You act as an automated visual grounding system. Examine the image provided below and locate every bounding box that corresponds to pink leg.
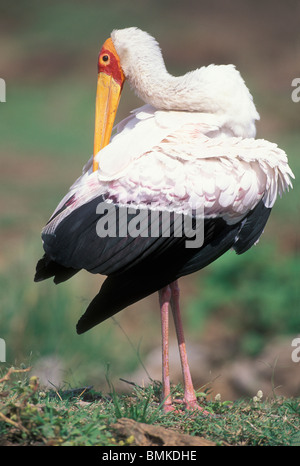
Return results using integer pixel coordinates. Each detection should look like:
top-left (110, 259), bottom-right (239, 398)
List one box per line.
top-left (158, 285), bottom-right (173, 412)
top-left (170, 280), bottom-right (209, 414)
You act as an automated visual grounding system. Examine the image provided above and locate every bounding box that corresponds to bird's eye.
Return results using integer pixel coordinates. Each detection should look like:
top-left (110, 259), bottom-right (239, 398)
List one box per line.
top-left (101, 54), bottom-right (110, 64)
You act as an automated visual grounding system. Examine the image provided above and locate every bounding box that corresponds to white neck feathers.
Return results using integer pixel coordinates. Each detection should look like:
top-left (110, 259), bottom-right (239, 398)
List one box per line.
top-left (111, 27), bottom-right (259, 137)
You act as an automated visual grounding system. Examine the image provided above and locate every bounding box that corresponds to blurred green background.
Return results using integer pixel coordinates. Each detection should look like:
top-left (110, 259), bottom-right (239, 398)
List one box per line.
top-left (0, 0), bottom-right (299, 399)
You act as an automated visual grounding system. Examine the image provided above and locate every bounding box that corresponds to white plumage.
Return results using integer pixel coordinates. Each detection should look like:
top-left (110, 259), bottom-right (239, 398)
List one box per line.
top-left (47, 100), bottom-right (293, 232)
top-left (111, 28), bottom-right (259, 137)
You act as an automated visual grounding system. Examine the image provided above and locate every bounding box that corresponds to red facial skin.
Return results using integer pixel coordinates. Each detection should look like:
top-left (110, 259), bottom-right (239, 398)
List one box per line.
top-left (98, 40), bottom-right (125, 88)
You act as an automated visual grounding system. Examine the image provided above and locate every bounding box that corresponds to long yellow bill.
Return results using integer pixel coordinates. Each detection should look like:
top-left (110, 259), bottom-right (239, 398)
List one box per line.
top-left (93, 72), bottom-right (122, 171)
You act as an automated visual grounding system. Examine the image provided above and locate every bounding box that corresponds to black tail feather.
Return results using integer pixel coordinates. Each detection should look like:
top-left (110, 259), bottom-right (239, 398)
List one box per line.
top-left (34, 254), bottom-right (79, 284)
top-left (76, 271), bottom-right (173, 334)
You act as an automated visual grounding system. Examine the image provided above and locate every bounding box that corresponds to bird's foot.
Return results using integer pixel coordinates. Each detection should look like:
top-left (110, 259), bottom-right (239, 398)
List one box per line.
top-left (162, 403), bottom-right (180, 414)
top-left (162, 398), bottom-right (211, 416)
top-left (182, 399), bottom-right (211, 416)
top-left (173, 397), bottom-right (211, 416)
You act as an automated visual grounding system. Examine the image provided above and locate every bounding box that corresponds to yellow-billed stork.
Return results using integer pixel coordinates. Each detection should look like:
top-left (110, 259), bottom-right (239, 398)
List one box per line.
top-left (35, 28), bottom-right (294, 413)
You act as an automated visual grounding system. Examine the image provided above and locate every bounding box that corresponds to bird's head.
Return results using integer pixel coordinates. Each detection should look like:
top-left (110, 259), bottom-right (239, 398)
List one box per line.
top-left (93, 28), bottom-right (165, 171)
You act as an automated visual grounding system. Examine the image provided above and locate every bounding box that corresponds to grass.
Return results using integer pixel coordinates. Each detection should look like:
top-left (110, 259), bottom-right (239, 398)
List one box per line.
top-left (0, 366), bottom-right (299, 446)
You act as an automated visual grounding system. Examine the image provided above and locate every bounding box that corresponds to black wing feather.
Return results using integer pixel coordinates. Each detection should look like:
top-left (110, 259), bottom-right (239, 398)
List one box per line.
top-left (233, 200), bottom-right (272, 254)
top-left (35, 194), bottom-right (272, 334)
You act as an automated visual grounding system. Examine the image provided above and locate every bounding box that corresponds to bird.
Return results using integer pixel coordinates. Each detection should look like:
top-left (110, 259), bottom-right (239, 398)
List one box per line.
top-left (35, 27), bottom-right (294, 413)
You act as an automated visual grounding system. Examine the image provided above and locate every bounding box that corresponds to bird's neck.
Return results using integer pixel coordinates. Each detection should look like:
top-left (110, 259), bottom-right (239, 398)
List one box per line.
top-left (129, 69), bottom-right (205, 112)
top-left (127, 63), bottom-right (259, 138)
